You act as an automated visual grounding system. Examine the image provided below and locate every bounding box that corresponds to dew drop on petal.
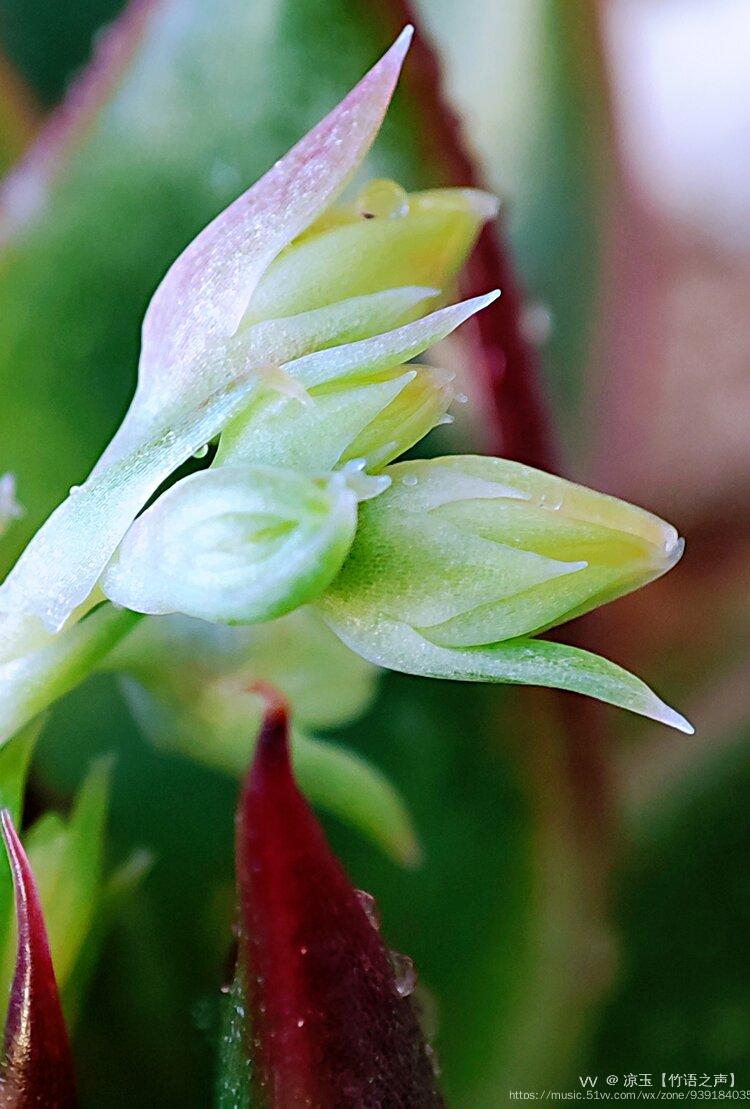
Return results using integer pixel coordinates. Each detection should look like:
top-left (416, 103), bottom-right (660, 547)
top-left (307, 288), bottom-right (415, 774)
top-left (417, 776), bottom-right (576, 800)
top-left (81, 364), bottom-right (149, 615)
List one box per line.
top-left (355, 889), bottom-right (381, 931)
top-left (520, 301), bottom-right (554, 346)
top-left (390, 950), bottom-right (418, 998)
top-left (355, 178), bottom-right (410, 220)
top-left (402, 474), bottom-right (419, 487)
top-left (425, 1042), bottom-right (442, 1077)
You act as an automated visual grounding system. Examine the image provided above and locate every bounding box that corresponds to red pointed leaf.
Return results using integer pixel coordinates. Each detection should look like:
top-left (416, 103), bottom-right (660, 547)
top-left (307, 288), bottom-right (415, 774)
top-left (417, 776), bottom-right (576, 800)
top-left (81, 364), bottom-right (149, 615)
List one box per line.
top-left (0, 810), bottom-right (77, 1109)
top-left (236, 693), bottom-right (443, 1107)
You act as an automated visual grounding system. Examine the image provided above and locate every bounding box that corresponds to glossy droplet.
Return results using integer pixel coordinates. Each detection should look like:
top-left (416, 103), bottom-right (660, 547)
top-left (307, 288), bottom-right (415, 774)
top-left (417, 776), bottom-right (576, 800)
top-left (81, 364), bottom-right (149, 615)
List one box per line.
top-left (520, 302), bottom-right (553, 346)
top-left (390, 951), bottom-right (418, 998)
top-left (355, 889), bottom-right (381, 932)
top-left (355, 178), bottom-right (409, 220)
top-left (193, 444), bottom-right (210, 459)
top-left (425, 1043), bottom-right (442, 1078)
top-left (402, 474), bottom-right (418, 487)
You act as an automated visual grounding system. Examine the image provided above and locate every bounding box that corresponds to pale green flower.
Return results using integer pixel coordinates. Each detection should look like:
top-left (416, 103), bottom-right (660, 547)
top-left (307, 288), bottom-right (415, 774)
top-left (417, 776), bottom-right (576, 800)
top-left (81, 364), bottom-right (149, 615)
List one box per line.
top-left (0, 29), bottom-right (691, 736)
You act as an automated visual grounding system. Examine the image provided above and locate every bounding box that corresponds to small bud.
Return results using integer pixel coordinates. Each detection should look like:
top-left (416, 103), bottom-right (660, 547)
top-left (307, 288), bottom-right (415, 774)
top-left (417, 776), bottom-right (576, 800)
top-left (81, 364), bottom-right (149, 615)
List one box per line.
top-left (319, 456), bottom-right (692, 732)
top-left (101, 465), bottom-right (359, 624)
top-left (325, 455), bottom-right (683, 646)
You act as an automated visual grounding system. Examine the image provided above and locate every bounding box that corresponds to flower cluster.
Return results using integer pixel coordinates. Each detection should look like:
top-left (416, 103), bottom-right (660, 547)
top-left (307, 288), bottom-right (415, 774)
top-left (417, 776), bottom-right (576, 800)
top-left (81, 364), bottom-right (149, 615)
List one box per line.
top-left (0, 29), bottom-right (691, 736)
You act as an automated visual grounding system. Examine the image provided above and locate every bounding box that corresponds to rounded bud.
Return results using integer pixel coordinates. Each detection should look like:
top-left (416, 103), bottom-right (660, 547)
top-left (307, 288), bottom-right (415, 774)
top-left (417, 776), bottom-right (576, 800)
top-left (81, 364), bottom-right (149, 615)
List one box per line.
top-left (322, 455), bottom-right (684, 647)
top-left (101, 465), bottom-right (359, 624)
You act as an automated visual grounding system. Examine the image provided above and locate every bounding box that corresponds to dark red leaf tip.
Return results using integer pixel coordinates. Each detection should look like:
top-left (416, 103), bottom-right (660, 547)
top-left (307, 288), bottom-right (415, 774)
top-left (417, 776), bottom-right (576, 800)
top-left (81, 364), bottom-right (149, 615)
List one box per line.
top-left (0, 809), bottom-right (77, 1109)
top-left (247, 682), bottom-right (292, 771)
top-left (236, 703), bottom-right (444, 1107)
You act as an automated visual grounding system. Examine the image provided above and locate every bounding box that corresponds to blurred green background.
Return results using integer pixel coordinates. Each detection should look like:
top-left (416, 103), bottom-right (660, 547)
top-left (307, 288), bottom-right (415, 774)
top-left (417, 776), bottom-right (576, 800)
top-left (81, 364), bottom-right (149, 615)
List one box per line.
top-left (1, 0), bottom-right (749, 1104)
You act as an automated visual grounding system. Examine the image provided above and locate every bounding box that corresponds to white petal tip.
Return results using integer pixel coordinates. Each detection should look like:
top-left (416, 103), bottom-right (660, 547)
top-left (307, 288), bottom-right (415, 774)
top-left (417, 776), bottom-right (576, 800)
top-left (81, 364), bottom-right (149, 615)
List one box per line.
top-left (464, 189), bottom-right (501, 222)
top-left (654, 701), bottom-right (694, 735)
top-left (480, 289), bottom-right (501, 308)
top-left (380, 26), bottom-right (414, 74)
top-left (663, 533), bottom-right (685, 567)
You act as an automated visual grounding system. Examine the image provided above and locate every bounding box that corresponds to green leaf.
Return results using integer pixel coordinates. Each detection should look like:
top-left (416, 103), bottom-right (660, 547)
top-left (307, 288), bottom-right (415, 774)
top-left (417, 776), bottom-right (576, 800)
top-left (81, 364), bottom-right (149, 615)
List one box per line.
top-left (24, 756), bottom-right (112, 991)
top-left (292, 729), bottom-right (421, 868)
top-left (0, 757), bottom-right (114, 1012)
top-left (0, 714), bottom-right (41, 823)
top-left (0, 716), bottom-right (42, 966)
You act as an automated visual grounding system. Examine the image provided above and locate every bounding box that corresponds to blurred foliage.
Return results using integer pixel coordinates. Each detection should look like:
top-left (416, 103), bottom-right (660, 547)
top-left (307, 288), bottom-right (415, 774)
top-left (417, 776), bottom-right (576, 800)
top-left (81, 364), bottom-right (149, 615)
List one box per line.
top-left (591, 738), bottom-right (750, 1081)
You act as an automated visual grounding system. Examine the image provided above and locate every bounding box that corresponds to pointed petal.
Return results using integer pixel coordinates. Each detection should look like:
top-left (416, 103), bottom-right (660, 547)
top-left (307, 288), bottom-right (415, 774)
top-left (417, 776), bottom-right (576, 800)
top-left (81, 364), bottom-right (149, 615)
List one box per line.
top-left (318, 605), bottom-right (694, 734)
top-left (236, 697), bottom-right (443, 1105)
top-left (286, 291), bottom-right (499, 390)
top-left (140, 27), bottom-right (414, 382)
top-left (0, 811), bottom-right (77, 1107)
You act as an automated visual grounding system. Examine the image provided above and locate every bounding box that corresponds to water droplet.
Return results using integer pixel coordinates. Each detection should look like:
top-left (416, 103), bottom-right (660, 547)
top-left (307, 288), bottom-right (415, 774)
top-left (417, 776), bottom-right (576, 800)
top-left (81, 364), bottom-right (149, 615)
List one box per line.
top-left (435, 413), bottom-right (454, 427)
top-left (356, 889), bottom-right (381, 931)
top-left (210, 160), bottom-right (242, 195)
top-left (390, 951), bottom-right (418, 998)
top-left (402, 474), bottom-right (418, 487)
top-left (355, 179), bottom-right (409, 220)
top-left (193, 444), bottom-right (209, 459)
top-left (299, 945), bottom-right (309, 956)
top-left (520, 302), bottom-right (553, 346)
top-left (425, 1042), bottom-right (442, 1077)
top-left (456, 392), bottom-right (469, 404)
top-left (539, 492), bottom-right (563, 511)
top-left (68, 484), bottom-right (81, 495)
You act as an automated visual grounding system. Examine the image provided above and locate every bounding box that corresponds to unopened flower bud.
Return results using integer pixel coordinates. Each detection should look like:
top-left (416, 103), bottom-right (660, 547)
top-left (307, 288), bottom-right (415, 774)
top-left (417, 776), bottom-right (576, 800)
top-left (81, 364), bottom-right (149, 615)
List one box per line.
top-left (319, 456), bottom-right (691, 731)
top-left (101, 465), bottom-right (360, 624)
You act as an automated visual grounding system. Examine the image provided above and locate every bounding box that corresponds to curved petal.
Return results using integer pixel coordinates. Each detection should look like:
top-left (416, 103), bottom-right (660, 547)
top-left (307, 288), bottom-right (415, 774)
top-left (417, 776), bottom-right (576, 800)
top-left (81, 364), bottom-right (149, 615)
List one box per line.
top-left (318, 603), bottom-right (694, 734)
